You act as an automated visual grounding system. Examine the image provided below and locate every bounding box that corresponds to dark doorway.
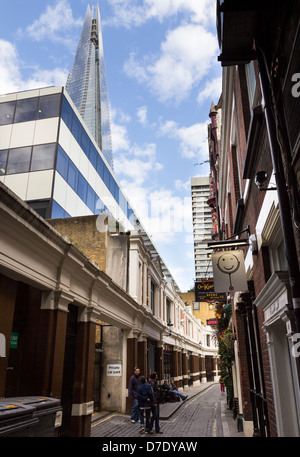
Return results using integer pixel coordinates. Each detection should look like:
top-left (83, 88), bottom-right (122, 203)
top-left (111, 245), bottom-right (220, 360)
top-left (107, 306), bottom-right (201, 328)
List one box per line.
top-left (205, 356), bottom-right (214, 382)
top-left (147, 339), bottom-right (157, 378)
top-left (60, 304), bottom-right (78, 436)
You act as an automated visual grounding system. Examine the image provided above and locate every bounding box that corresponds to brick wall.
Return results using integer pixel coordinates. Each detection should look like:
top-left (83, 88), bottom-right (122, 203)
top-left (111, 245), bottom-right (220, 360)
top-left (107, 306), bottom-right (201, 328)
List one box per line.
top-left (48, 215), bottom-right (107, 271)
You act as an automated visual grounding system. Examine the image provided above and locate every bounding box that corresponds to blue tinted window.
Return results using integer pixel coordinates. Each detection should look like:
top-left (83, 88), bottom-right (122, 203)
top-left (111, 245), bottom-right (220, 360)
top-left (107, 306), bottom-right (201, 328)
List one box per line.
top-left (89, 143), bottom-right (97, 169)
top-left (81, 129), bottom-right (90, 156)
top-left (71, 114), bottom-right (81, 144)
top-left (52, 200), bottom-right (70, 219)
top-left (95, 197), bottom-right (105, 214)
top-left (38, 94), bottom-right (61, 120)
top-left (67, 160), bottom-right (78, 191)
top-left (7, 147), bottom-right (31, 174)
top-left (31, 144), bottom-right (56, 171)
top-left (87, 185), bottom-right (96, 212)
top-left (14, 98), bottom-right (38, 123)
top-left (56, 145), bottom-right (68, 179)
top-left (78, 173), bottom-right (87, 202)
top-left (96, 154), bottom-right (104, 179)
top-left (0, 101), bottom-right (16, 125)
top-left (61, 97), bottom-right (73, 130)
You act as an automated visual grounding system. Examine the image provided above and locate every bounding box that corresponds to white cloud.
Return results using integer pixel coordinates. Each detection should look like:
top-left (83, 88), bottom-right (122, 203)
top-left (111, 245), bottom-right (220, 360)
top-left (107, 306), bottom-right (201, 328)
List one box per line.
top-left (23, 0), bottom-right (82, 46)
top-left (104, 0), bottom-right (216, 29)
top-left (0, 39), bottom-right (68, 95)
top-left (137, 105), bottom-right (148, 125)
top-left (124, 24), bottom-right (218, 103)
top-left (159, 119), bottom-right (209, 159)
top-left (197, 76), bottom-right (222, 105)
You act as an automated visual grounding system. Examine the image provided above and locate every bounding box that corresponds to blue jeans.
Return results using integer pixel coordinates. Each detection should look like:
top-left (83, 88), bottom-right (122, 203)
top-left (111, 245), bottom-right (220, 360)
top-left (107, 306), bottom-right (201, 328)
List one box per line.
top-left (173, 389), bottom-right (185, 399)
top-left (131, 398), bottom-right (139, 421)
top-left (150, 404), bottom-right (160, 432)
top-left (140, 408), bottom-right (151, 431)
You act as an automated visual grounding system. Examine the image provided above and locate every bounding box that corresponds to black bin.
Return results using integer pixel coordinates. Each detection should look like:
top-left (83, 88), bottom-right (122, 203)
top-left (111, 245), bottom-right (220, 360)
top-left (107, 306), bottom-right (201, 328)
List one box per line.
top-left (3, 397), bottom-right (62, 437)
top-left (0, 401), bottom-right (39, 437)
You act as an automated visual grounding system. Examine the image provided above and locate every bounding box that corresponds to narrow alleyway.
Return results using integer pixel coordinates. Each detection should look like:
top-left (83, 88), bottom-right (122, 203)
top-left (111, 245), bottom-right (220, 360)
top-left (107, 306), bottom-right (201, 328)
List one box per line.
top-left (91, 383), bottom-right (241, 438)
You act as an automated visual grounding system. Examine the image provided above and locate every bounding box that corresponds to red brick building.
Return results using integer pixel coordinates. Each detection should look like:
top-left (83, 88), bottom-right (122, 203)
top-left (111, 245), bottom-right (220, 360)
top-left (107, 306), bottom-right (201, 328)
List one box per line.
top-left (210, 0), bottom-right (300, 437)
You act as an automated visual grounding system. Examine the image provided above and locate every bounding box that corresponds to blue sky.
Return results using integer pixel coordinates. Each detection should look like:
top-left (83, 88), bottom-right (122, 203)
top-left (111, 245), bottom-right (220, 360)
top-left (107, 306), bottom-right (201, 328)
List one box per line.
top-left (0, 0), bottom-right (222, 291)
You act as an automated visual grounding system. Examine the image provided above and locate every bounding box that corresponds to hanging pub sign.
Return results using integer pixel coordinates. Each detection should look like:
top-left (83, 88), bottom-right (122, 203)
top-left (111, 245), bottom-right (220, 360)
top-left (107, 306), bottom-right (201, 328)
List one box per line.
top-left (212, 250), bottom-right (248, 293)
top-left (195, 280), bottom-right (226, 302)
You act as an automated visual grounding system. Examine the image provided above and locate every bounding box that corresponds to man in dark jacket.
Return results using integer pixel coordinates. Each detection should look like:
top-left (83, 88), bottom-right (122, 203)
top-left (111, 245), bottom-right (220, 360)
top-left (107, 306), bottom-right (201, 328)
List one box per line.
top-left (149, 372), bottom-right (163, 434)
top-left (137, 376), bottom-right (153, 433)
top-left (128, 367), bottom-right (141, 423)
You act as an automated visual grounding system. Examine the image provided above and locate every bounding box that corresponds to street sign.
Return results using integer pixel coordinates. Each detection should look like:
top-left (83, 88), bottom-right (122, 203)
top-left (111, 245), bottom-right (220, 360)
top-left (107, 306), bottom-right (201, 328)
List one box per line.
top-left (212, 250), bottom-right (248, 293)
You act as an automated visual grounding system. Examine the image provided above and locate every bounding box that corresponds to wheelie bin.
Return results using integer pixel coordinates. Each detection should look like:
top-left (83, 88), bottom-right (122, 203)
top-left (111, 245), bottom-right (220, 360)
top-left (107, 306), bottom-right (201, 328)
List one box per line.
top-left (0, 401), bottom-right (39, 437)
top-left (2, 397), bottom-right (62, 437)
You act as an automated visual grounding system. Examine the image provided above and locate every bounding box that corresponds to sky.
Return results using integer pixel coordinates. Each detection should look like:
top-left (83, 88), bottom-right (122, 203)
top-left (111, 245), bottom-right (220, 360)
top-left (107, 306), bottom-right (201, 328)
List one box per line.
top-left (0, 0), bottom-right (222, 292)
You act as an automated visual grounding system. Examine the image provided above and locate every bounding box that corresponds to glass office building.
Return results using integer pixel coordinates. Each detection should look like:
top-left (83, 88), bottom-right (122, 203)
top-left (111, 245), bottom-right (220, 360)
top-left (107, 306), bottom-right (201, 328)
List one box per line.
top-left (66, 4), bottom-right (113, 169)
top-left (0, 86), bottom-right (178, 288)
top-left (0, 87), bottom-right (129, 223)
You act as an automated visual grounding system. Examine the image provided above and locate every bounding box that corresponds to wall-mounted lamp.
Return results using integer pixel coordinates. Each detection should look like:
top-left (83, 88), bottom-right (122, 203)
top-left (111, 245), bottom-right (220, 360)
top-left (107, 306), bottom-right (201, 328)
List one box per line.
top-left (255, 171), bottom-right (277, 191)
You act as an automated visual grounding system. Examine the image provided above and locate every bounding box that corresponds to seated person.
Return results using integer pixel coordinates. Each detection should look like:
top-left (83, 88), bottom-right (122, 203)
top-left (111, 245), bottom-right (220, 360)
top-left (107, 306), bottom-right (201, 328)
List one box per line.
top-left (170, 380), bottom-right (188, 401)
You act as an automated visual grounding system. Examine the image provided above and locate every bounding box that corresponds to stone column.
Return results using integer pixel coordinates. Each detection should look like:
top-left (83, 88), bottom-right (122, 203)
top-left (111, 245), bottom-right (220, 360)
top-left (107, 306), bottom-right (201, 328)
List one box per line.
top-left (182, 351), bottom-right (188, 390)
top-left (200, 355), bottom-right (207, 383)
top-left (70, 315), bottom-right (96, 437)
top-left (177, 350), bottom-right (183, 388)
top-left (126, 333), bottom-right (139, 414)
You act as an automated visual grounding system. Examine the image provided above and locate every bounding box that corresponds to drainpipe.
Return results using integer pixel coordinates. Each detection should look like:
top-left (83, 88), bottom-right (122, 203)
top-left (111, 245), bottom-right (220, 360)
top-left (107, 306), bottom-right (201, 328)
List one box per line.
top-left (256, 44), bottom-right (300, 339)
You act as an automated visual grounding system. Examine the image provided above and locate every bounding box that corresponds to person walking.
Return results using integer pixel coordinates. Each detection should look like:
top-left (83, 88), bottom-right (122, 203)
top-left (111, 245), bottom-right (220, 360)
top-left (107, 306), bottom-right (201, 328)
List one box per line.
top-left (128, 367), bottom-right (141, 423)
top-left (137, 376), bottom-right (153, 434)
top-left (219, 376), bottom-right (225, 393)
top-left (170, 380), bottom-right (188, 401)
top-left (149, 372), bottom-right (163, 434)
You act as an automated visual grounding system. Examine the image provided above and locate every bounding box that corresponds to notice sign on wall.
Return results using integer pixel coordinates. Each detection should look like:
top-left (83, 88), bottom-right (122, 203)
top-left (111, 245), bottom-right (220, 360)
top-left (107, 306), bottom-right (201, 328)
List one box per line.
top-left (212, 250), bottom-right (248, 293)
top-left (107, 362), bottom-right (122, 377)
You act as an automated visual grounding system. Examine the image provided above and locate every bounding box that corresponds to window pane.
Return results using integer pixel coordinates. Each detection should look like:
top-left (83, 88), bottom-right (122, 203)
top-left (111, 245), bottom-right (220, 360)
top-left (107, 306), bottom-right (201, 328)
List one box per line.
top-left (81, 129), bottom-right (90, 155)
top-left (31, 144), bottom-right (56, 171)
top-left (0, 101), bottom-right (16, 125)
top-left (7, 147), bottom-right (32, 174)
top-left (96, 154), bottom-right (104, 179)
top-left (61, 96), bottom-right (73, 130)
top-left (89, 143), bottom-right (97, 169)
top-left (51, 200), bottom-right (70, 219)
top-left (78, 172), bottom-right (87, 202)
top-left (14, 98), bottom-right (38, 123)
top-left (95, 197), bottom-right (105, 214)
top-left (56, 145), bottom-right (68, 179)
top-left (37, 94), bottom-right (61, 120)
top-left (0, 150), bottom-right (8, 175)
top-left (87, 185), bottom-right (96, 212)
top-left (67, 160), bottom-right (78, 191)
top-left (71, 114), bottom-right (81, 144)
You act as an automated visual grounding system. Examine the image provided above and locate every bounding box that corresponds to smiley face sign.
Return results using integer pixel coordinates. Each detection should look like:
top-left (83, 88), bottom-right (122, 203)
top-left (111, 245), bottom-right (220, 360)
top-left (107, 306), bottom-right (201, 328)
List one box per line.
top-left (217, 253), bottom-right (240, 275)
top-left (212, 250), bottom-right (248, 293)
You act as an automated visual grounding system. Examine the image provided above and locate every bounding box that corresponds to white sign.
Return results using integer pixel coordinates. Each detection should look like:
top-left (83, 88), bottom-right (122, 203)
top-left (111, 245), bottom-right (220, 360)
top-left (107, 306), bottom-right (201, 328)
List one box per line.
top-left (107, 363), bottom-right (122, 377)
top-left (212, 250), bottom-right (248, 293)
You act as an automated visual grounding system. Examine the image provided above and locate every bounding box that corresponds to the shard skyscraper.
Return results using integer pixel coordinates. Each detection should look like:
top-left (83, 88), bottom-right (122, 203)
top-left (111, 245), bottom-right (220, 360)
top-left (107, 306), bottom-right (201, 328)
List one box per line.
top-left (66, 4), bottom-right (113, 169)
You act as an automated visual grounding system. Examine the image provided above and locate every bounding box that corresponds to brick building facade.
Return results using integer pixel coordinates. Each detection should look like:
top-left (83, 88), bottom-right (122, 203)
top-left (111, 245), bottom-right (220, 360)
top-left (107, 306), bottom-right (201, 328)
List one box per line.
top-left (211, 0), bottom-right (300, 437)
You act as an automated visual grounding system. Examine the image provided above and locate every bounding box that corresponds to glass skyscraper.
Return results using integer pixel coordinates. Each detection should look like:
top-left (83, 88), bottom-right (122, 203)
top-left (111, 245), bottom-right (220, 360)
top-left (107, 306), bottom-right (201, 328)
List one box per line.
top-left (66, 4), bottom-right (113, 169)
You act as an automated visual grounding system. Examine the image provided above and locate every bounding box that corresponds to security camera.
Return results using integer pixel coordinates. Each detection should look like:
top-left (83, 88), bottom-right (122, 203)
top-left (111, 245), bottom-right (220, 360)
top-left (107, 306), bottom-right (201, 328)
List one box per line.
top-left (255, 171), bottom-right (268, 189)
